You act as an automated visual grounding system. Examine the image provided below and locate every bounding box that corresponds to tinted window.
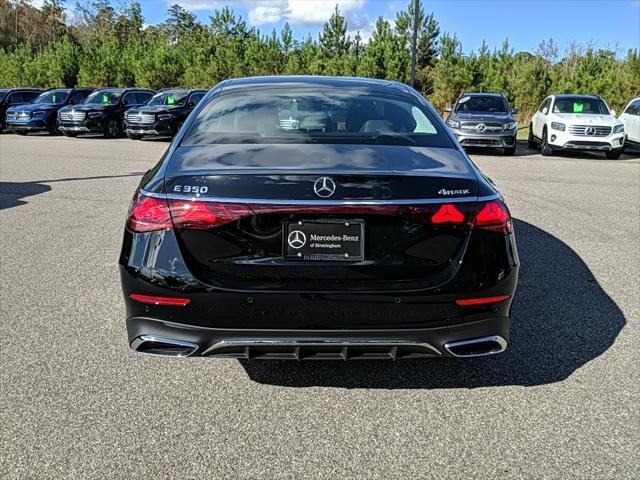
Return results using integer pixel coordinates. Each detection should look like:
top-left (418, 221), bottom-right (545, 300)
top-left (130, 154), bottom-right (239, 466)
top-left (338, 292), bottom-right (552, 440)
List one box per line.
top-left (70, 90), bottom-right (91, 104)
top-left (122, 92), bottom-right (138, 105)
top-left (552, 97), bottom-right (609, 114)
top-left (85, 89), bottom-right (123, 105)
top-left (455, 95), bottom-right (508, 113)
top-left (7, 92), bottom-right (23, 103)
top-left (136, 92), bottom-right (153, 104)
top-left (34, 89), bottom-right (70, 104)
top-left (0, 89), bottom-right (9, 102)
top-left (182, 88), bottom-right (451, 148)
top-left (539, 98), bottom-right (551, 113)
top-left (189, 93), bottom-right (205, 105)
top-left (23, 91), bottom-right (40, 102)
top-left (148, 90), bottom-right (188, 106)
top-left (629, 100), bottom-right (640, 116)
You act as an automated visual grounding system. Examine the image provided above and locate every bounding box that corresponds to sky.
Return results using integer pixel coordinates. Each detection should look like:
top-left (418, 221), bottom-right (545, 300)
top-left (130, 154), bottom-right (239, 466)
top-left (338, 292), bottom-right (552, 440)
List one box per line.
top-left (126, 0), bottom-right (640, 55)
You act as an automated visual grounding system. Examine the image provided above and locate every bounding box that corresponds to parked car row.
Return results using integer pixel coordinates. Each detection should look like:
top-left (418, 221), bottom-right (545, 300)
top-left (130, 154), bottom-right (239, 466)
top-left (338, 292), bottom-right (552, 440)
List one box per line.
top-left (1, 86), bottom-right (207, 139)
top-left (444, 92), bottom-right (638, 159)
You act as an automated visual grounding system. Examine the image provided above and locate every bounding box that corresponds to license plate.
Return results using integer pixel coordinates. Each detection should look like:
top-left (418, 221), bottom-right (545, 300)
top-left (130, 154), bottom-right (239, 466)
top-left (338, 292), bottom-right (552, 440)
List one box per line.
top-left (284, 220), bottom-right (364, 261)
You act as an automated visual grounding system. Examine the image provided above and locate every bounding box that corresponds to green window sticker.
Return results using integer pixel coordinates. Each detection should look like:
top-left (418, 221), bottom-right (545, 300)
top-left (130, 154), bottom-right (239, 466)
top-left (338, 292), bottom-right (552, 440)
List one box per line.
top-left (167, 95), bottom-right (175, 105)
top-left (102, 94), bottom-right (109, 104)
top-left (573, 102), bottom-right (584, 113)
top-left (52, 95), bottom-right (56, 102)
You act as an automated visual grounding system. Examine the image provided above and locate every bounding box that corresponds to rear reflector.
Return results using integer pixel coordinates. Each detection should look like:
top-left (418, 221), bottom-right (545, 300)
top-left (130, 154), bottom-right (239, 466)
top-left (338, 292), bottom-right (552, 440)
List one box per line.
top-left (129, 294), bottom-right (190, 307)
top-left (455, 295), bottom-right (510, 306)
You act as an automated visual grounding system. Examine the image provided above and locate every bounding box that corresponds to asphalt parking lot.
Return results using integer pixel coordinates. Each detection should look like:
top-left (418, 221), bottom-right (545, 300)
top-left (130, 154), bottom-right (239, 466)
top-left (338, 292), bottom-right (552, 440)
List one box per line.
top-left (1, 134), bottom-right (638, 479)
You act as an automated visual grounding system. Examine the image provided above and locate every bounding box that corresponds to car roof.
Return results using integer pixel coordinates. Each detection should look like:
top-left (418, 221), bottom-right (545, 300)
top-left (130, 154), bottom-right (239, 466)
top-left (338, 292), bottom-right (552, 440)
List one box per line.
top-left (0, 87), bottom-right (42, 92)
top-left (222, 76), bottom-right (409, 94)
top-left (460, 92), bottom-right (505, 97)
top-left (554, 94), bottom-right (601, 99)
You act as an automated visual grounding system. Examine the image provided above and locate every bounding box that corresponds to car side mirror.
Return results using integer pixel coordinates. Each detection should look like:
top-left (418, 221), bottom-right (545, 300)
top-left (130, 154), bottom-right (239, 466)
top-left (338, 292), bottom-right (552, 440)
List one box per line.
top-left (122, 100), bottom-right (128, 107)
top-left (444, 106), bottom-right (452, 113)
top-left (610, 109), bottom-right (616, 117)
top-left (68, 99), bottom-right (75, 105)
top-left (512, 107), bottom-right (519, 114)
top-left (542, 107), bottom-right (549, 115)
top-left (188, 101), bottom-right (195, 107)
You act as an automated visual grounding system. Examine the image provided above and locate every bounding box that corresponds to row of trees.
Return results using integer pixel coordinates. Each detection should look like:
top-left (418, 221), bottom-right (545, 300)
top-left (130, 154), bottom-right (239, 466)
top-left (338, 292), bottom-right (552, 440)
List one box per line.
top-left (1, 0), bottom-right (638, 121)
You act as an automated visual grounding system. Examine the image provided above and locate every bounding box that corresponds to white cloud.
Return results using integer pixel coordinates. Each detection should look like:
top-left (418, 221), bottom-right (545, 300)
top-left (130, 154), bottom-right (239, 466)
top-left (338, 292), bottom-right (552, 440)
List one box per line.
top-left (346, 13), bottom-right (375, 43)
top-left (248, 1), bottom-right (289, 25)
top-left (172, 0), bottom-right (369, 28)
top-left (243, 0), bottom-right (367, 27)
top-left (174, 0), bottom-right (227, 11)
top-left (286, 0), bottom-right (366, 26)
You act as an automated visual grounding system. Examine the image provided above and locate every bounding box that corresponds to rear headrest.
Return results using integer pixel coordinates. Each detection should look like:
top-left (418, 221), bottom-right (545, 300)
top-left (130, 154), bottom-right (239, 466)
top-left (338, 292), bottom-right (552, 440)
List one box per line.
top-left (233, 103), bottom-right (279, 133)
top-left (345, 100), bottom-right (379, 132)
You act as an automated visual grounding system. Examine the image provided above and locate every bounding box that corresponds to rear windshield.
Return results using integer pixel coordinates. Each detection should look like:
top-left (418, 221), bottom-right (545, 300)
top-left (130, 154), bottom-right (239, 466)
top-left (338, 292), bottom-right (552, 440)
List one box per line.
top-left (34, 89), bottom-right (70, 104)
top-left (148, 90), bottom-right (189, 106)
top-left (85, 89), bottom-right (123, 105)
top-left (553, 97), bottom-right (609, 114)
top-left (182, 88), bottom-right (454, 148)
top-left (455, 95), bottom-right (508, 113)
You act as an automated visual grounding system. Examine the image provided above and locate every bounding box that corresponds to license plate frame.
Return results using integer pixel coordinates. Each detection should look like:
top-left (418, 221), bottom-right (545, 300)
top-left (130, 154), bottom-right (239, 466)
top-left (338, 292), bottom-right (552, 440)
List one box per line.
top-left (283, 219), bottom-right (364, 261)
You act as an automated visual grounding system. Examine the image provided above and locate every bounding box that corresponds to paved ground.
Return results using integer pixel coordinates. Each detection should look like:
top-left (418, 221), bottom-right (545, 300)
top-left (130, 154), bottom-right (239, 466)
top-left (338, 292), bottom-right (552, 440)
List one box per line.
top-left (1, 133), bottom-right (638, 479)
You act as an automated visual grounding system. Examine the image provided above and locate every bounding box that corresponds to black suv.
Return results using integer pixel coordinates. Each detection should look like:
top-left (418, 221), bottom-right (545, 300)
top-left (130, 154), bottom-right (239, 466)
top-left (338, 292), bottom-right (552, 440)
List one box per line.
top-left (124, 89), bottom-right (207, 139)
top-left (0, 88), bottom-right (42, 131)
top-left (445, 93), bottom-right (519, 155)
top-left (57, 88), bottom-right (154, 138)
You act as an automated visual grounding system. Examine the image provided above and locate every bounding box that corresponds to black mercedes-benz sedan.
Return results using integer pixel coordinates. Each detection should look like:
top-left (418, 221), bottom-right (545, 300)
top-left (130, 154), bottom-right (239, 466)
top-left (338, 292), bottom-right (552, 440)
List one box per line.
top-left (124, 88), bottom-right (207, 139)
top-left (120, 76), bottom-right (519, 360)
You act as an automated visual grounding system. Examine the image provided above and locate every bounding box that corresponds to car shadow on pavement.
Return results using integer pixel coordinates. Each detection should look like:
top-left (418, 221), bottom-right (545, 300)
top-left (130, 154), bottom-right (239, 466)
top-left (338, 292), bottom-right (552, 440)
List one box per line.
top-left (0, 173), bottom-right (146, 210)
top-left (240, 219), bottom-right (626, 389)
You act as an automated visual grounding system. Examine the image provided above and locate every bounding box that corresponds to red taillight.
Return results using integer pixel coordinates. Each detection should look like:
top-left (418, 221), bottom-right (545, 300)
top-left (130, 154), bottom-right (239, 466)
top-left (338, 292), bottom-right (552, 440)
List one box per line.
top-left (431, 204), bottom-right (465, 224)
top-left (474, 200), bottom-right (512, 234)
top-left (126, 193), bottom-right (252, 232)
top-left (127, 194), bottom-right (172, 232)
top-left (126, 193), bottom-right (512, 234)
top-left (129, 293), bottom-right (190, 306)
top-left (455, 295), bottom-right (510, 306)
top-left (169, 200), bottom-right (252, 230)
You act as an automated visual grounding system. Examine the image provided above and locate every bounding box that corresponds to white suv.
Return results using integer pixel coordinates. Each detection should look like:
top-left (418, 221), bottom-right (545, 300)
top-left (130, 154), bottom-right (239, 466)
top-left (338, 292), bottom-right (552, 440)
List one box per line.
top-left (618, 97), bottom-right (640, 150)
top-left (528, 94), bottom-right (625, 159)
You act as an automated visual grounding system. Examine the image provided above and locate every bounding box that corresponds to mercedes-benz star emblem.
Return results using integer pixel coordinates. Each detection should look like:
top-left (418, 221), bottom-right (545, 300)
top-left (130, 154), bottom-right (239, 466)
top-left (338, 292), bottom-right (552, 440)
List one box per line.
top-left (287, 230), bottom-right (307, 249)
top-left (313, 177), bottom-right (336, 198)
top-left (476, 123), bottom-right (486, 133)
top-left (585, 126), bottom-right (596, 136)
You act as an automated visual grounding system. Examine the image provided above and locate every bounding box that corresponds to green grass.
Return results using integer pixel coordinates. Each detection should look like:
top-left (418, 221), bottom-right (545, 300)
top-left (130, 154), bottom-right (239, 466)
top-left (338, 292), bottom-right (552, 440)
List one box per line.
top-left (517, 125), bottom-right (530, 140)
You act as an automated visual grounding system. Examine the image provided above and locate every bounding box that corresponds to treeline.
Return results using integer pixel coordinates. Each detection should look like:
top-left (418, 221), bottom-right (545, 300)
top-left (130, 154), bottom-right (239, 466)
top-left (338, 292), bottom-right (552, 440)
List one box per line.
top-left (1, 0), bottom-right (638, 121)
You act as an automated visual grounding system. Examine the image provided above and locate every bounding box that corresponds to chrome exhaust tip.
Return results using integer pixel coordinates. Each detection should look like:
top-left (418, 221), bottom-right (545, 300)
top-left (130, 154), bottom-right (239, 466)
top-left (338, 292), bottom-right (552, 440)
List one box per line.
top-left (443, 335), bottom-right (507, 357)
top-left (131, 335), bottom-right (199, 357)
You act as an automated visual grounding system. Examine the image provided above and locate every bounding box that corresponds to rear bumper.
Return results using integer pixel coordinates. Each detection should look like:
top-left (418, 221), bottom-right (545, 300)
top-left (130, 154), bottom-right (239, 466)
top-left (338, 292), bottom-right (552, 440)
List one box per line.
top-left (127, 315), bottom-right (511, 359)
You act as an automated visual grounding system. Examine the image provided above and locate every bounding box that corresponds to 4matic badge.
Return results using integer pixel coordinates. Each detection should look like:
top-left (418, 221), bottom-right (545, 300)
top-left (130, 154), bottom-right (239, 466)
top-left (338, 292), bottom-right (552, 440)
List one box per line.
top-left (438, 188), bottom-right (471, 196)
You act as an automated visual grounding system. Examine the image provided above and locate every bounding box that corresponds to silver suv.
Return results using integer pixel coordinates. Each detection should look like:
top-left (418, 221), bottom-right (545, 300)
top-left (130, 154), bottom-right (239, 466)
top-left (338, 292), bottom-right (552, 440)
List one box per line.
top-left (445, 93), bottom-right (518, 155)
